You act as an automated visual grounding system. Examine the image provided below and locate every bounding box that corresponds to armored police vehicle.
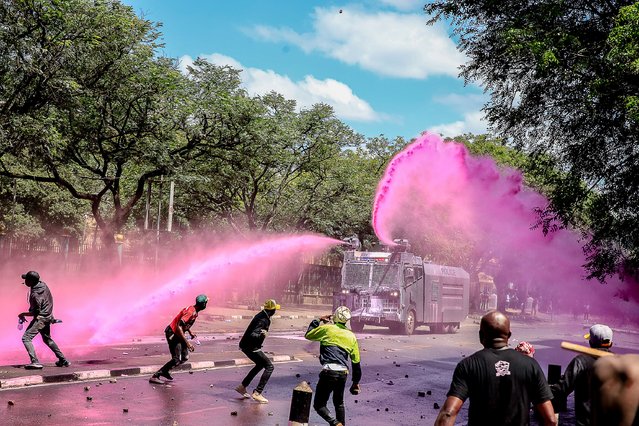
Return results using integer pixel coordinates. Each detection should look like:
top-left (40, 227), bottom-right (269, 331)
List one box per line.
top-left (333, 240), bottom-right (470, 335)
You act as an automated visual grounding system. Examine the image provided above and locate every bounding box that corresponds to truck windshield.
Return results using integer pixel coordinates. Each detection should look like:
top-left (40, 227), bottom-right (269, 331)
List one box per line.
top-left (343, 263), bottom-right (399, 288)
top-left (371, 264), bottom-right (399, 288)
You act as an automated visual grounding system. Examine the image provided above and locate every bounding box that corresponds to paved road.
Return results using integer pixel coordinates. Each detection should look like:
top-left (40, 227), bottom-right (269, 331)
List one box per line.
top-left (2, 314), bottom-right (638, 425)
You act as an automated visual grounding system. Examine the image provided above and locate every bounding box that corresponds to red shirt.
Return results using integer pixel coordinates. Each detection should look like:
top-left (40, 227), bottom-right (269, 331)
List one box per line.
top-left (169, 306), bottom-right (198, 333)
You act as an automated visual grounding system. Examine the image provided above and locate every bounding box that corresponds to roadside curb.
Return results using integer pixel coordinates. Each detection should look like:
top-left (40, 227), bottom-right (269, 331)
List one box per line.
top-left (0, 355), bottom-right (298, 390)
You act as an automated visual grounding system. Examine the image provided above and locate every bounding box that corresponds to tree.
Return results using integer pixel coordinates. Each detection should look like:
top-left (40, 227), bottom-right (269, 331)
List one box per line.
top-left (426, 0), bottom-right (639, 281)
top-left (177, 85), bottom-right (366, 235)
top-left (0, 1), bottom-right (238, 247)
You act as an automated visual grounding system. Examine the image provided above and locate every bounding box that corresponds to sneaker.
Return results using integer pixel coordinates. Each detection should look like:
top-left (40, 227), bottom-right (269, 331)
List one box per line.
top-left (24, 362), bottom-right (43, 370)
top-left (251, 391), bottom-right (268, 404)
top-left (158, 371), bottom-right (173, 381)
top-left (55, 359), bottom-right (70, 367)
top-left (149, 375), bottom-right (164, 384)
top-left (235, 384), bottom-right (250, 398)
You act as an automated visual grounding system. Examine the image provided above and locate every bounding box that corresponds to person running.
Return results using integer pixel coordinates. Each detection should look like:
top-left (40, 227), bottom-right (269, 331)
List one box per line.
top-left (235, 299), bottom-right (280, 403)
top-left (305, 306), bottom-right (362, 426)
top-left (149, 294), bottom-right (208, 384)
top-left (18, 271), bottom-right (69, 370)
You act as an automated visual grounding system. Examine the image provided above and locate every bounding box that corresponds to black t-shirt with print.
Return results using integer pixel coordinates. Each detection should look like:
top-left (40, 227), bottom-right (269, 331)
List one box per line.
top-left (447, 347), bottom-right (553, 426)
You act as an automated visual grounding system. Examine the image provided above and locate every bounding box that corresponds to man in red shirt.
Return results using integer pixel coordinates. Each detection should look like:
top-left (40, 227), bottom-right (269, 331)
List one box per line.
top-left (149, 294), bottom-right (208, 384)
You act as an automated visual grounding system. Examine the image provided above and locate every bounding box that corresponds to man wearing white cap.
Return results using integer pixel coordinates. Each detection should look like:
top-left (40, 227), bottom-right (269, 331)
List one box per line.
top-left (551, 324), bottom-right (614, 426)
top-left (235, 299), bottom-right (280, 403)
top-left (305, 306), bottom-right (362, 426)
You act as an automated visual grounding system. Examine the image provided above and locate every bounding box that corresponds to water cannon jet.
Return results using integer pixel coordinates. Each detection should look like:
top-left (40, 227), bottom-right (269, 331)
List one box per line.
top-left (390, 238), bottom-right (411, 253)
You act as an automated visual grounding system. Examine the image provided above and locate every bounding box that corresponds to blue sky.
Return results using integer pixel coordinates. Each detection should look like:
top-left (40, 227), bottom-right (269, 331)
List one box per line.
top-left (122, 0), bottom-right (487, 140)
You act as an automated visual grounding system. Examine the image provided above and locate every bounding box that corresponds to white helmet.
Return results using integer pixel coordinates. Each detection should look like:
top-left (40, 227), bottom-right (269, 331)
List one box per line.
top-left (333, 306), bottom-right (352, 324)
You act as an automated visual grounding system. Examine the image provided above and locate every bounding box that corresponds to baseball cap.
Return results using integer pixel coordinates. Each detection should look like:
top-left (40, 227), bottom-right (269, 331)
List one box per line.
top-left (263, 299), bottom-right (281, 310)
top-left (21, 271), bottom-right (40, 282)
top-left (584, 324), bottom-right (613, 348)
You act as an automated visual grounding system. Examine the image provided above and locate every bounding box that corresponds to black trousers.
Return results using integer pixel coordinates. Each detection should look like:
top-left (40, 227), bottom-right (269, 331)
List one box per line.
top-left (241, 349), bottom-right (274, 394)
top-left (159, 326), bottom-right (189, 374)
top-left (314, 369), bottom-right (348, 426)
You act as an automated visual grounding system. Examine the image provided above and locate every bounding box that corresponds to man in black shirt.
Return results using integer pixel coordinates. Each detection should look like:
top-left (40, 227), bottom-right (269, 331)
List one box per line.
top-left (17, 271), bottom-right (69, 370)
top-left (435, 311), bottom-right (557, 426)
top-left (234, 299), bottom-right (280, 404)
top-left (551, 324), bottom-right (614, 426)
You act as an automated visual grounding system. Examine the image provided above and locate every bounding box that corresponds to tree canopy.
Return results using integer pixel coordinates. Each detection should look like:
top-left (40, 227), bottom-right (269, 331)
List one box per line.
top-left (426, 0), bottom-right (639, 281)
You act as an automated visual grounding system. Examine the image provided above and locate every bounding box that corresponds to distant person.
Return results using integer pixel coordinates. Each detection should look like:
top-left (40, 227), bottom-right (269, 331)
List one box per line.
top-left (305, 306), bottom-right (362, 426)
top-left (149, 294), bottom-right (208, 384)
top-left (18, 271), bottom-right (69, 370)
top-left (235, 299), bottom-right (280, 403)
top-left (434, 311), bottom-right (557, 426)
top-left (550, 324), bottom-right (614, 426)
top-left (480, 288), bottom-right (489, 311)
top-left (590, 354), bottom-right (639, 425)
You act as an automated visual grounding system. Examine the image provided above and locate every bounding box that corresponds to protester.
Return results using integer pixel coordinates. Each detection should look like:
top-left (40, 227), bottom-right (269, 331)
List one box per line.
top-left (149, 294), bottom-right (208, 384)
top-left (590, 354), bottom-right (639, 426)
top-left (18, 271), bottom-right (69, 370)
top-left (515, 341), bottom-right (535, 358)
top-left (435, 311), bottom-right (557, 426)
top-left (235, 299), bottom-right (280, 403)
top-left (305, 306), bottom-right (362, 426)
top-left (550, 324), bottom-right (614, 426)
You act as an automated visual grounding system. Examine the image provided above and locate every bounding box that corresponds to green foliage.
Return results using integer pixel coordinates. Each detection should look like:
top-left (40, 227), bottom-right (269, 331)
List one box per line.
top-left (426, 0), bottom-right (639, 280)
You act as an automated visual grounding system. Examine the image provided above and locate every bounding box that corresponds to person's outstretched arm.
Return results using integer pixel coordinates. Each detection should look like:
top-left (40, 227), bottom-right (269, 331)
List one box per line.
top-left (434, 396), bottom-right (463, 426)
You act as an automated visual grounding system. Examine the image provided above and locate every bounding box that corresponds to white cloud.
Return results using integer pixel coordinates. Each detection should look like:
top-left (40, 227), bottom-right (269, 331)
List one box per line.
top-left (428, 110), bottom-right (488, 137)
top-left (179, 54), bottom-right (382, 122)
top-left (251, 6), bottom-right (465, 79)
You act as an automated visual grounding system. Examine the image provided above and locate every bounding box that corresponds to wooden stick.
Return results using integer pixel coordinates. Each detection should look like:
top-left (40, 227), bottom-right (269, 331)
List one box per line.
top-left (560, 341), bottom-right (614, 358)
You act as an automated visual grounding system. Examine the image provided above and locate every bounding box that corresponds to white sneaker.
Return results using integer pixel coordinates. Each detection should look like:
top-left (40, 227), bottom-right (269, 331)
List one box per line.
top-left (251, 391), bottom-right (268, 404)
top-left (235, 384), bottom-right (250, 398)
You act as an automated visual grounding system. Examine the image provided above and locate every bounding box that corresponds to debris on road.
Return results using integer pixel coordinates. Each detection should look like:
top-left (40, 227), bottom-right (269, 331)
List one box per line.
top-left (8, 400), bottom-right (15, 406)
top-left (230, 411), bottom-right (238, 416)
top-left (123, 408), bottom-right (129, 413)
top-left (433, 402), bottom-right (440, 409)
top-left (418, 391), bottom-right (426, 397)
top-left (84, 386), bottom-right (90, 391)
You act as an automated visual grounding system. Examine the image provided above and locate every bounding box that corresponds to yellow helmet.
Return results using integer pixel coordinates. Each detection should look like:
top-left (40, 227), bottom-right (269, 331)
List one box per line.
top-left (263, 299), bottom-right (281, 310)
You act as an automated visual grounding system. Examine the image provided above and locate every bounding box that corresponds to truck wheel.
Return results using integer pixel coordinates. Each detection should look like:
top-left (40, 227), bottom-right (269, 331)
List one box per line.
top-left (350, 320), bottom-right (364, 332)
top-left (404, 310), bottom-right (416, 335)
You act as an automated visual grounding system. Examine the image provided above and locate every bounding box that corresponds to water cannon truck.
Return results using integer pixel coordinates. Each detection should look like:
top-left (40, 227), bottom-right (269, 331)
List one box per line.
top-left (333, 239), bottom-right (469, 335)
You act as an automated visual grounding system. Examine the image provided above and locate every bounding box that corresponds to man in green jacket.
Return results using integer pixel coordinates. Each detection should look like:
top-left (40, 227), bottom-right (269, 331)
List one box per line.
top-left (305, 306), bottom-right (362, 426)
